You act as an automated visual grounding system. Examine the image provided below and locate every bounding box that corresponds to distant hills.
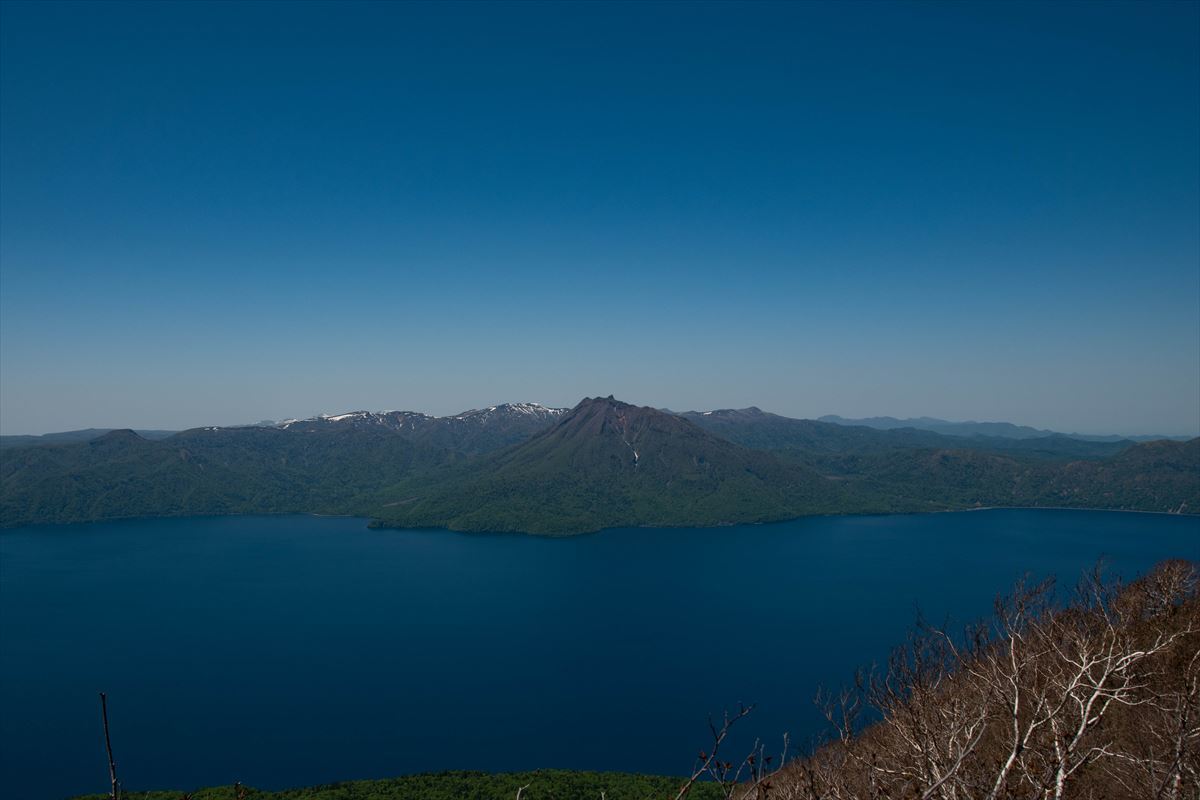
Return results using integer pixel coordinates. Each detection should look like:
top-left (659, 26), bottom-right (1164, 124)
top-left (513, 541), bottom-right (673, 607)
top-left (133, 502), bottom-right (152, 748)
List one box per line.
top-left (678, 407), bottom-right (1133, 460)
top-left (4, 406), bottom-right (1189, 450)
top-left (0, 425), bottom-right (444, 527)
top-left (1, 397), bottom-right (1196, 532)
top-left (817, 414), bottom-right (1192, 443)
top-left (0, 403), bottom-right (567, 452)
top-left (277, 402), bottom-right (566, 454)
top-left (675, 407), bottom-right (1197, 518)
top-left (0, 427), bottom-right (177, 449)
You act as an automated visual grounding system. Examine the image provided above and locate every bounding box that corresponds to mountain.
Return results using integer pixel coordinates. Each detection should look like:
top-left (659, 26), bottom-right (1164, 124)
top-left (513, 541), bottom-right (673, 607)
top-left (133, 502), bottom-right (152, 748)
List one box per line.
top-left (818, 414), bottom-right (1191, 443)
top-left (1030, 437), bottom-right (1200, 512)
top-left (678, 408), bottom-right (1132, 461)
top-left (1, 397), bottom-right (1195, 532)
top-left (277, 402), bottom-right (565, 454)
top-left (675, 408), bottom-right (1196, 514)
top-left (785, 435), bottom-right (1199, 514)
top-left (0, 425), bottom-right (451, 527)
top-left (0, 427), bottom-right (178, 449)
top-left (0, 403), bottom-right (564, 455)
top-left (819, 414), bottom-right (1055, 438)
top-left (369, 397), bottom-right (851, 534)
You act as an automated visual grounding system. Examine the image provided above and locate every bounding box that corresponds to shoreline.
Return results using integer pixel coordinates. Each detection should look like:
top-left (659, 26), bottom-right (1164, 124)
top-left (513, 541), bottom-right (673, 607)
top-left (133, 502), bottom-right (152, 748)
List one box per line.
top-left (3, 503), bottom-right (1196, 536)
top-left (952, 504), bottom-right (1194, 518)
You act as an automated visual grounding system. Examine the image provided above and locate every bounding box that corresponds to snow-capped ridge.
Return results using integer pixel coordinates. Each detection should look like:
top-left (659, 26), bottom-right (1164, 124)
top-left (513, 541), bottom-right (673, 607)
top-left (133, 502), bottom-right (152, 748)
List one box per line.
top-left (321, 411), bottom-right (370, 422)
top-left (266, 401), bottom-right (569, 453)
top-left (276, 402), bottom-right (566, 432)
top-left (452, 402), bottom-right (566, 421)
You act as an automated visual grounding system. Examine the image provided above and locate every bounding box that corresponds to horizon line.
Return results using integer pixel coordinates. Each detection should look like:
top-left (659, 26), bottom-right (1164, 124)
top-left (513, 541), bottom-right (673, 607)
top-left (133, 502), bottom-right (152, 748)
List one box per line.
top-left (2, 396), bottom-right (1197, 441)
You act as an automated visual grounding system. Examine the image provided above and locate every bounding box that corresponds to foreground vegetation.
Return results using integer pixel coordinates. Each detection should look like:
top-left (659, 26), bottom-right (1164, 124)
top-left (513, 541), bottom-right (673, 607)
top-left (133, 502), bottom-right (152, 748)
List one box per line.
top-left (768, 559), bottom-right (1199, 799)
top-left (68, 771), bottom-right (726, 800)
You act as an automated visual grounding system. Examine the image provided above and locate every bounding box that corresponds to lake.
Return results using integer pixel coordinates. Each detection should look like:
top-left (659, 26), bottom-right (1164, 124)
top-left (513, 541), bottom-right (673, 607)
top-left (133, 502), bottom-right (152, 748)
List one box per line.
top-left (1, 509), bottom-right (1197, 799)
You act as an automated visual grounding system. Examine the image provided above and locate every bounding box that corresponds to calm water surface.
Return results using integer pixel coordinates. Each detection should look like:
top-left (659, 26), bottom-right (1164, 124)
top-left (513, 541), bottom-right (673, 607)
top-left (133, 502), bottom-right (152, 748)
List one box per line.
top-left (1, 509), bottom-right (1197, 799)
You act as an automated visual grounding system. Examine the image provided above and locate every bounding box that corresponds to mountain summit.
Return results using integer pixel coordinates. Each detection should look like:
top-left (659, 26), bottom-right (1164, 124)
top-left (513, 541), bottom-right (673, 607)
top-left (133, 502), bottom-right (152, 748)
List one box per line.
top-left (519, 396), bottom-right (721, 470)
top-left (370, 396), bottom-right (846, 534)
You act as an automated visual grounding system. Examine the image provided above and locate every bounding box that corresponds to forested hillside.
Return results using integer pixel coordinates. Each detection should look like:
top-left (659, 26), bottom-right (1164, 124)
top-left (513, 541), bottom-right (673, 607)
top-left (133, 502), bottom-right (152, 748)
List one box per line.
top-left (3, 398), bottom-right (1196, 532)
top-left (369, 397), bottom-right (851, 534)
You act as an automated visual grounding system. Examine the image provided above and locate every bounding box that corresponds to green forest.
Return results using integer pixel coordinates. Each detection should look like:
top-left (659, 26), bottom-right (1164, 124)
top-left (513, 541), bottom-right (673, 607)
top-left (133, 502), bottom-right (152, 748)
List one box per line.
top-left (69, 771), bottom-right (725, 800)
top-left (4, 398), bottom-right (1196, 534)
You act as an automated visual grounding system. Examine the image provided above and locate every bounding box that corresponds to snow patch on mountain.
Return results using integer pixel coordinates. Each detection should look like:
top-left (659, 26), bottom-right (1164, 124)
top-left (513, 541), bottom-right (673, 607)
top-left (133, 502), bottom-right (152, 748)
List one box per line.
top-left (277, 402), bottom-right (567, 432)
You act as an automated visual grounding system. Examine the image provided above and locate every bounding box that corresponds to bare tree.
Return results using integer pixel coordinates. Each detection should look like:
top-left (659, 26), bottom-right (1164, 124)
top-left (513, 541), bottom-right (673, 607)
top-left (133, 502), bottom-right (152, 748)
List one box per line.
top-left (772, 560), bottom-right (1199, 800)
top-left (675, 704), bottom-right (756, 800)
top-left (675, 703), bottom-right (791, 800)
top-left (99, 692), bottom-right (121, 800)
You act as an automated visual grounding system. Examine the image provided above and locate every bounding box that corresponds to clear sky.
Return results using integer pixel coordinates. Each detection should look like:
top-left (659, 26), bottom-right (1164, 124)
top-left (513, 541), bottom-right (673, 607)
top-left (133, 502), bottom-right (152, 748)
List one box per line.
top-left (1, 0), bottom-right (1197, 437)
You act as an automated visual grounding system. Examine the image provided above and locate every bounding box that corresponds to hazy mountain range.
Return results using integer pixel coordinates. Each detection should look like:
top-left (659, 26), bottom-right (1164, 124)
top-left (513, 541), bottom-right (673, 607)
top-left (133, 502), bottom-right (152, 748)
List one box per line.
top-left (817, 415), bottom-right (1194, 443)
top-left (0, 428), bottom-right (178, 449)
top-left (3, 406), bottom-right (1190, 449)
top-left (2, 396), bottom-right (1195, 533)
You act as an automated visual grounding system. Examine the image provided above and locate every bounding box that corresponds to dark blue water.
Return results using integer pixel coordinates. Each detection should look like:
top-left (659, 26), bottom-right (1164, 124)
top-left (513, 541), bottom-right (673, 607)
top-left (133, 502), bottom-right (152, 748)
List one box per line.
top-left (1, 510), bottom-right (1196, 799)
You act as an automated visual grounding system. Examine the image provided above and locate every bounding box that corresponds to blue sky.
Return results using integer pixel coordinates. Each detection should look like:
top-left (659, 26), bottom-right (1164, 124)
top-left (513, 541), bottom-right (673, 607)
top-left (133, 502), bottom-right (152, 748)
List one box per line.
top-left (1, 0), bottom-right (1197, 436)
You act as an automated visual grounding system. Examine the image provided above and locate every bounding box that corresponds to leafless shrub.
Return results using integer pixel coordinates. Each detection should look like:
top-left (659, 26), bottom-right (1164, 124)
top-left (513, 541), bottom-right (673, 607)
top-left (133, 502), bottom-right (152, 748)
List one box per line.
top-left (675, 703), bottom-right (791, 800)
top-left (771, 559), bottom-right (1199, 800)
